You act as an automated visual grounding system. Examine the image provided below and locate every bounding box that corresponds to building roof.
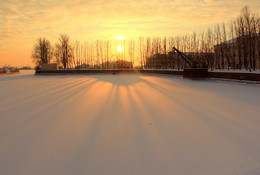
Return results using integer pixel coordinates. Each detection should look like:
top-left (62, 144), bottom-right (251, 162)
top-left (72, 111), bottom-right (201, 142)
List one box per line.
top-left (216, 33), bottom-right (260, 46)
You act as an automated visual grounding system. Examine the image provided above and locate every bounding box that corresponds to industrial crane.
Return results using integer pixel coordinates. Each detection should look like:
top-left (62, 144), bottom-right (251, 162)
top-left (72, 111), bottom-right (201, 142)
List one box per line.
top-left (172, 47), bottom-right (208, 78)
top-left (172, 47), bottom-right (199, 68)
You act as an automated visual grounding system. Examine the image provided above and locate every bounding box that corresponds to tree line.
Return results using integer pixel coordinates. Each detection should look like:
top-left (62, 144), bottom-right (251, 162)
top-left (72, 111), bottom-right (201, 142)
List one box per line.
top-left (32, 6), bottom-right (260, 70)
top-left (32, 34), bottom-right (73, 69)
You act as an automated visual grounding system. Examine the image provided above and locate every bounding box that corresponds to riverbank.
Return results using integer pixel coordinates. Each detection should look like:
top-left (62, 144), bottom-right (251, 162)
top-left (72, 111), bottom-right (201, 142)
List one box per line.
top-left (35, 69), bottom-right (260, 81)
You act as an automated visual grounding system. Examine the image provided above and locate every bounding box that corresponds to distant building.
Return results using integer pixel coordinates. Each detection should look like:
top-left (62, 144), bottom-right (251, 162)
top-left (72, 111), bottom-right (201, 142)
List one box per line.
top-left (75, 63), bottom-right (90, 69)
top-left (93, 64), bottom-right (100, 69)
top-left (0, 67), bottom-right (19, 73)
top-left (146, 53), bottom-right (173, 69)
top-left (146, 51), bottom-right (213, 69)
top-left (20, 66), bottom-right (32, 70)
top-left (0, 68), bottom-right (6, 74)
top-left (101, 60), bottom-right (133, 69)
top-left (214, 34), bottom-right (260, 69)
top-left (41, 63), bottom-right (58, 70)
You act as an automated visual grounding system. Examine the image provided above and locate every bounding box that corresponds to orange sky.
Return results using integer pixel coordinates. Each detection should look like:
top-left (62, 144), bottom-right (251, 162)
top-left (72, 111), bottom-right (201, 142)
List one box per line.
top-left (0, 0), bottom-right (260, 67)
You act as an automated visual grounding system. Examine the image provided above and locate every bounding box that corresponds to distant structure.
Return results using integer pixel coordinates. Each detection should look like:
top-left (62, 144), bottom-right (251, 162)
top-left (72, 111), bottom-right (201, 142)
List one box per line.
top-left (101, 60), bottom-right (133, 69)
top-left (146, 51), bottom-right (213, 69)
top-left (75, 63), bottom-right (90, 69)
top-left (0, 68), bottom-right (6, 74)
top-left (214, 35), bottom-right (260, 69)
top-left (20, 66), bottom-right (32, 70)
top-left (146, 53), bottom-right (173, 69)
top-left (41, 63), bottom-right (58, 70)
top-left (0, 67), bottom-right (19, 73)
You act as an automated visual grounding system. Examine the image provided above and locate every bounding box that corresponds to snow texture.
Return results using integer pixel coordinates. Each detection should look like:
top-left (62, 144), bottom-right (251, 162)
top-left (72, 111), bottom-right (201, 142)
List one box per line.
top-left (0, 70), bottom-right (260, 175)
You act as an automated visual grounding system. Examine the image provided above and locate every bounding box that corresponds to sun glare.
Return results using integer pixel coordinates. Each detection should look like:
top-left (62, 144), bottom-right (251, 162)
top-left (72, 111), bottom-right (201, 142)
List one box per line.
top-left (117, 45), bottom-right (123, 52)
top-left (115, 36), bottom-right (127, 40)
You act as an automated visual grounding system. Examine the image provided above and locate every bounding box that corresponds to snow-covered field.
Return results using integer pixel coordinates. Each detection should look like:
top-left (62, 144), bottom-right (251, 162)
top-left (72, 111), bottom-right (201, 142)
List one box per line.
top-left (0, 70), bottom-right (260, 175)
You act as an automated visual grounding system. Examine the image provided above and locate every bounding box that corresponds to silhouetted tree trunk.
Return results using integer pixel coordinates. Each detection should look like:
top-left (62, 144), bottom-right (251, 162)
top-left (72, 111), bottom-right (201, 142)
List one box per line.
top-left (222, 23), bottom-right (228, 69)
top-left (230, 20), bottom-right (236, 70)
top-left (242, 6), bottom-right (253, 69)
top-left (128, 39), bottom-right (135, 68)
top-left (139, 37), bottom-right (144, 69)
top-left (105, 40), bottom-right (110, 69)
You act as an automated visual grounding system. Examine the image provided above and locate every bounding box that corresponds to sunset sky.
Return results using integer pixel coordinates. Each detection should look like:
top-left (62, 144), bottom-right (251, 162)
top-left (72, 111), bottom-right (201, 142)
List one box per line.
top-left (0, 0), bottom-right (259, 67)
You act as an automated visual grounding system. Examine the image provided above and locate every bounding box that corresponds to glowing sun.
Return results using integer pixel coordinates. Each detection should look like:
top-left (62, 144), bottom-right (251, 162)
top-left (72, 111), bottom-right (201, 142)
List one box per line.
top-left (117, 45), bottom-right (123, 52)
top-left (115, 36), bottom-right (127, 40)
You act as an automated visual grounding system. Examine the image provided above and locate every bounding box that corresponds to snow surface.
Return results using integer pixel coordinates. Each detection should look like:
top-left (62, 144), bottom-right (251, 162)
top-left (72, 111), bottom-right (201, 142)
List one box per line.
top-left (0, 70), bottom-right (260, 175)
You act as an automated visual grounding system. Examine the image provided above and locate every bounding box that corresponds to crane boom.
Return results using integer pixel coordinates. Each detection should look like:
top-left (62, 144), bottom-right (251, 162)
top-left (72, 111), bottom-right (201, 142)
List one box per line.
top-left (172, 47), bottom-right (198, 68)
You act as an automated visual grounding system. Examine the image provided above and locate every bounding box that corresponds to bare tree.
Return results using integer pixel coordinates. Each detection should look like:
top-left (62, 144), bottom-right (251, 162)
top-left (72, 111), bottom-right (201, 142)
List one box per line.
top-left (175, 36), bottom-right (181, 69)
top-left (128, 38), bottom-right (135, 67)
top-left (105, 40), bottom-right (110, 69)
top-left (234, 18), bottom-right (242, 69)
top-left (239, 14), bottom-right (248, 69)
top-left (242, 6), bottom-right (252, 69)
top-left (139, 37), bottom-right (144, 69)
top-left (74, 41), bottom-right (80, 68)
top-left (251, 13), bottom-right (258, 70)
top-left (145, 37), bottom-right (151, 68)
top-left (96, 40), bottom-right (100, 68)
top-left (99, 41), bottom-right (104, 68)
top-left (83, 42), bottom-right (87, 67)
top-left (32, 37), bottom-right (53, 66)
top-left (229, 20), bottom-right (236, 69)
top-left (222, 23), bottom-right (228, 69)
top-left (56, 34), bottom-right (73, 69)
